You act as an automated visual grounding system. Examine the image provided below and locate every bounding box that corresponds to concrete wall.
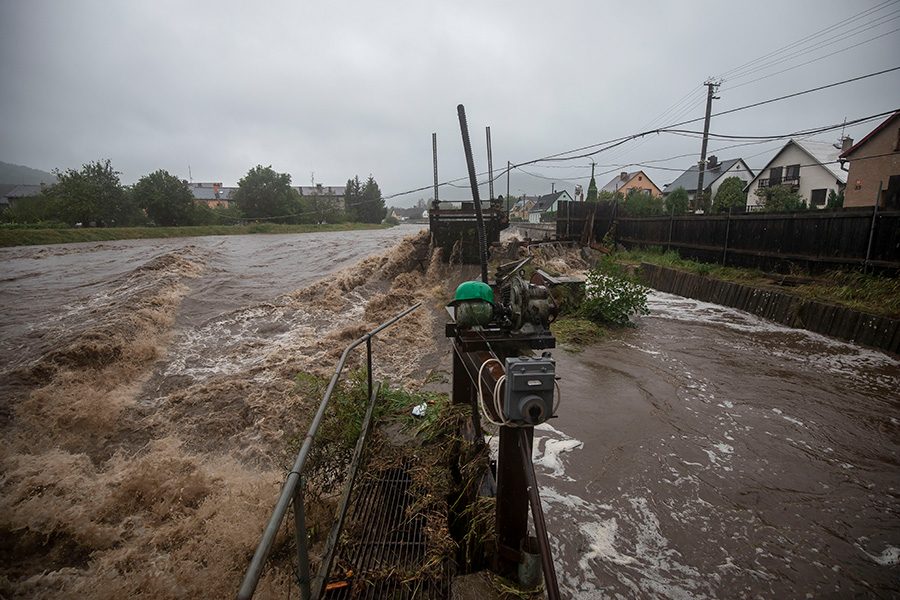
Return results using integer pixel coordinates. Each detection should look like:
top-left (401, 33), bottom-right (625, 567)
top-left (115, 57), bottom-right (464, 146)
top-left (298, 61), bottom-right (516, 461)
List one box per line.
top-left (639, 262), bottom-right (899, 355)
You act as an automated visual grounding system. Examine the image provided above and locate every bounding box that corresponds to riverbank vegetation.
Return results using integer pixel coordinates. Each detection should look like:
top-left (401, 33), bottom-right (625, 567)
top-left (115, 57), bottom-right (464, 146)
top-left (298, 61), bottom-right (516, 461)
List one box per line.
top-left (1, 159), bottom-right (388, 238)
top-left (0, 221), bottom-right (390, 247)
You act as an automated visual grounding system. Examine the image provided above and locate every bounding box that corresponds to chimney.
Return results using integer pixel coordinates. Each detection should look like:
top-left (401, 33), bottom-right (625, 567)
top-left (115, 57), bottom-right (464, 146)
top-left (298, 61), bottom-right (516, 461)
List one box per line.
top-left (841, 136), bottom-right (854, 153)
top-left (620, 172), bottom-right (629, 181)
top-left (707, 155), bottom-right (718, 169)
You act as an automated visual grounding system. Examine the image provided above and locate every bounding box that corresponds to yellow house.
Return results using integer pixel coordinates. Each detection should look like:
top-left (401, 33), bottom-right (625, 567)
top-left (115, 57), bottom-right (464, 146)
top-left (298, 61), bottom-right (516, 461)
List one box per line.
top-left (510, 196), bottom-right (537, 220)
top-left (600, 171), bottom-right (662, 198)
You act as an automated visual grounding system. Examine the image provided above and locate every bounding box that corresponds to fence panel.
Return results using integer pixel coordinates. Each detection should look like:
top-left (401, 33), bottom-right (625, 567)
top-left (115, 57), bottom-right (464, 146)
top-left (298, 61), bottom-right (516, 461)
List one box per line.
top-left (555, 202), bottom-right (900, 272)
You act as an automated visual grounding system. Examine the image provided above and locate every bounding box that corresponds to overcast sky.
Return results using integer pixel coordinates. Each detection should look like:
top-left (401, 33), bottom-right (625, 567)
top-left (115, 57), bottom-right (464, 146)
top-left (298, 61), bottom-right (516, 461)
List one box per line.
top-left (2, 0), bottom-right (898, 206)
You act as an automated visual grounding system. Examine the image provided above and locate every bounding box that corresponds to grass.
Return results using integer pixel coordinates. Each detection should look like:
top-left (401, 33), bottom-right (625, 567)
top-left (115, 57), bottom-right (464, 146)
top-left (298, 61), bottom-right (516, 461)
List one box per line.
top-left (614, 246), bottom-right (900, 318)
top-left (551, 316), bottom-right (609, 351)
top-left (0, 221), bottom-right (390, 247)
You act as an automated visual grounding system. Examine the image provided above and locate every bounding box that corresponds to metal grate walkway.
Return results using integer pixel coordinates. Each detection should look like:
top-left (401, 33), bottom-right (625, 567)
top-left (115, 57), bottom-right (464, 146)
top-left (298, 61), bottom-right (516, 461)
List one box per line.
top-left (321, 462), bottom-right (451, 599)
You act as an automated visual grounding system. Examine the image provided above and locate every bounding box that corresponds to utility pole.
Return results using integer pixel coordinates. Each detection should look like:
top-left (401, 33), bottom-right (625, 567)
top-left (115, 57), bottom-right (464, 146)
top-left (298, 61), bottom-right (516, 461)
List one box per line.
top-left (486, 126), bottom-right (494, 202)
top-left (432, 133), bottom-right (439, 207)
top-left (695, 79), bottom-right (720, 211)
top-left (506, 161), bottom-right (511, 212)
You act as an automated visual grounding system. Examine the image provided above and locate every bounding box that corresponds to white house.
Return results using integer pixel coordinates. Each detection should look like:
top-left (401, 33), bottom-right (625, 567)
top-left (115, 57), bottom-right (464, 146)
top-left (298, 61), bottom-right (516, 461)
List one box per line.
top-left (662, 156), bottom-right (754, 202)
top-left (745, 139), bottom-right (847, 210)
top-left (528, 190), bottom-right (572, 223)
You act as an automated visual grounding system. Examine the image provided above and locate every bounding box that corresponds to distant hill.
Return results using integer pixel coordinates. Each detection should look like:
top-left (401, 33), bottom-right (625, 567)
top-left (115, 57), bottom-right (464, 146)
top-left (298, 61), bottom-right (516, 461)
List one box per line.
top-left (0, 162), bottom-right (57, 185)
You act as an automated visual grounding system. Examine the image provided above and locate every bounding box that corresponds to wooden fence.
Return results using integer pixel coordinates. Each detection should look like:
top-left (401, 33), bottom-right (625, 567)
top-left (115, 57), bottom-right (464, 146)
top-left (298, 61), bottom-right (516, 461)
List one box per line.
top-left (556, 201), bottom-right (900, 273)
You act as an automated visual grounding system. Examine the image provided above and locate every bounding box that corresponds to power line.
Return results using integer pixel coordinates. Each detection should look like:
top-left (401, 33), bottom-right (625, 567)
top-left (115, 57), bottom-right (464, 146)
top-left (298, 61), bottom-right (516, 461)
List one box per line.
top-left (718, 0), bottom-right (899, 81)
top-left (383, 68), bottom-right (899, 200)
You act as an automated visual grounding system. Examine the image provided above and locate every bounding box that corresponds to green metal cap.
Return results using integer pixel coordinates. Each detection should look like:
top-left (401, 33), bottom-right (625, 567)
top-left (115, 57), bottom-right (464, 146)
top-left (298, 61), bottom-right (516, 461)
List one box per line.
top-left (449, 281), bottom-right (493, 305)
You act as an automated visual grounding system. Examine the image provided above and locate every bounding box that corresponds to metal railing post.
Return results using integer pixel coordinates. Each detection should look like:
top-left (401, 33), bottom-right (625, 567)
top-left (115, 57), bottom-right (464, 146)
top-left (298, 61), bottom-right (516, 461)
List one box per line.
top-left (293, 478), bottom-right (311, 600)
top-left (366, 336), bottom-right (373, 402)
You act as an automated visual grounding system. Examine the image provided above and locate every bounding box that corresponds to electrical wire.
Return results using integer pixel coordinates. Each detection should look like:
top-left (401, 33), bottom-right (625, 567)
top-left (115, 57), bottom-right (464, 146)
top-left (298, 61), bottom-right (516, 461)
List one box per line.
top-left (383, 67), bottom-right (900, 200)
top-left (718, 0), bottom-right (900, 81)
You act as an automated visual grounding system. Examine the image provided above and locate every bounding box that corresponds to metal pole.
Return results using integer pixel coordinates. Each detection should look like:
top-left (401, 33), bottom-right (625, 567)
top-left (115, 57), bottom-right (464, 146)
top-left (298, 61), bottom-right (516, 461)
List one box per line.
top-left (667, 204), bottom-right (675, 252)
top-left (695, 81), bottom-right (719, 212)
top-left (518, 429), bottom-right (561, 600)
top-left (432, 133), bottom-right (439, 206)
top-left (864, 180), bottom-right (883, 271)
top-left (366, 337), bottom-right (373, 404)
top-left (506, 161), bottom-right (511, 212)
top-left (293, 480), bottom-right (311, 600)
top-left (722, 206), bottom-right (732, 266)
top-left (457, 104), bottom-right (489, 284)
top-left (487, 126), bottom-right (494, 203)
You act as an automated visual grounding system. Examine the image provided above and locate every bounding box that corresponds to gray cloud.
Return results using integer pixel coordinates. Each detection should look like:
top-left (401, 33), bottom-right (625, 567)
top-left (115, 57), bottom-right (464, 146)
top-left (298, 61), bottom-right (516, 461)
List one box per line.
top-left (2, 0), bottom-right (898, 205)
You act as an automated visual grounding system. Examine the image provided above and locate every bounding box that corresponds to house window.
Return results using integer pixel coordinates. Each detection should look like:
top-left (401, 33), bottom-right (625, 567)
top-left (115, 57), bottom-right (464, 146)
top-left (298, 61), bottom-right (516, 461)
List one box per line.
top-left (769, 166), bottom-right (783, 186)
top-left (785, 164), bottom-right (800, 181)
top-left (811, 189), bottom-right (827, 206)
top-left (643, 189), bottom-right (651, 195)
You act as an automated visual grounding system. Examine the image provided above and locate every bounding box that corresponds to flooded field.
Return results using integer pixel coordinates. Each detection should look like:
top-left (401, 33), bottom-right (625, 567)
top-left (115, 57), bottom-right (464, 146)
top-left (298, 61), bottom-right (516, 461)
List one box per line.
top-left (1, 227), bottom-right (897, 599)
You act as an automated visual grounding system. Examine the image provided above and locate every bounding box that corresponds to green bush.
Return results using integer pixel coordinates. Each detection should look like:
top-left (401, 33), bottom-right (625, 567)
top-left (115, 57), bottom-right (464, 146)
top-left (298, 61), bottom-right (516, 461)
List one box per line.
top-left (580, 256), bottom-right (649, 327)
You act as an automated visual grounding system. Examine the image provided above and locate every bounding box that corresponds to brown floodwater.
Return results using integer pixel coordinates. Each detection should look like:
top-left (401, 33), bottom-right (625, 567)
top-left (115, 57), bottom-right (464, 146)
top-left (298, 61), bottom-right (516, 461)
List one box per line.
top-left (1, 228), bottom-right (897, 599)
top-left (538, 292), bottom-right (900, 599)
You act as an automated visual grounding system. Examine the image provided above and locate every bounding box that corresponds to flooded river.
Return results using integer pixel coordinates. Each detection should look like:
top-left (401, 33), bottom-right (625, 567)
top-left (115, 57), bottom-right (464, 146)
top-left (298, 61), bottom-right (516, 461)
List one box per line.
top-left (1, 227), bottom-right (897, 598)
top-left (541, 292), bottom-right (900, 599)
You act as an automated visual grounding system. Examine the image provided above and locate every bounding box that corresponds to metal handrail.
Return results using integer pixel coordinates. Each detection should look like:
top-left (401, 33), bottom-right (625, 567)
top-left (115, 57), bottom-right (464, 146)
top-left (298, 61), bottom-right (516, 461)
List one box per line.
top-left (237, 302), bottom-right (422, 600)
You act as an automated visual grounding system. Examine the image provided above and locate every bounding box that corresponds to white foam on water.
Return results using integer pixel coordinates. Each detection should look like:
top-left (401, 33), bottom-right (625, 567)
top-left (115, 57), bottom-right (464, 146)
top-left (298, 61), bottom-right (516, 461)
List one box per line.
top-left (646, 291), bottom-right (900, 390)
top-left (869, 545), bottom-right (900, 566)
top-left (533, 438), bottom-right (584, 479)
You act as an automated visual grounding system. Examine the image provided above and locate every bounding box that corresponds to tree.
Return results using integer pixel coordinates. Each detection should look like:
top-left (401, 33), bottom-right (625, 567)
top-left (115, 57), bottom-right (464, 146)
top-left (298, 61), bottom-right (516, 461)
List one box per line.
top-left (0, 191), bottom-right (61, 225)
top-left (47, 159), bottom-right (135, 226)
top-left (133, 170), bottom-right (196, 226)
top-left (623, 189), bottom-right (664, 216)
top-left (346, 175), bottom-right (385, 223)
top-left (344, 176), bottom-right (362, 221)
top-left (826, 189), bottom-right (844, 209)
top-left (597, 190), bottom-right (618, 202)
top-left (695, 188), bottom-right (712, 213)
top-left (233, 165), bottom-right (298, 220)
top-left (586, 176), bottom-right (599, 202)
top-left (712, 176), bottom-right (747, 213)
top-left (665, 187), bottom-right (690, 214)
top-left (755, 185), bottom-right (805, 212)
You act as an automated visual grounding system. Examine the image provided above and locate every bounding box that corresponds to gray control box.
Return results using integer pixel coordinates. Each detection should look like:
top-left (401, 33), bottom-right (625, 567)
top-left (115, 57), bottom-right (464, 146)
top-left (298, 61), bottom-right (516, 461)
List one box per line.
top-left (503, 356), bottom-right (556, 425)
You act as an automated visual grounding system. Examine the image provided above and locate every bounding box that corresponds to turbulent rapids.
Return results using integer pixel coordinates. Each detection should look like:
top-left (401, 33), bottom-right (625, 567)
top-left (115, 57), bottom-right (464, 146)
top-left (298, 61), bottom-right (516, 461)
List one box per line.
top-left (0, 226), bottom-right (485, 598)
top-left (1, 227), bottom-right (898, 599)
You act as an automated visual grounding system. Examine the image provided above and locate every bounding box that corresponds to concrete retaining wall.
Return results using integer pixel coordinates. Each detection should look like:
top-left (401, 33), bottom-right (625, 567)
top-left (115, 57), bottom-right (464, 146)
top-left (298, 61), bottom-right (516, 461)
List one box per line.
top-left (639, 262), bottom-right (900, 355)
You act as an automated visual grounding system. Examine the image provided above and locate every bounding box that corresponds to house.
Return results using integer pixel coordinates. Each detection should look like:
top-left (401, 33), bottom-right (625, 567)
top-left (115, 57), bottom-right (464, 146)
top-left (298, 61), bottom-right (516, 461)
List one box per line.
top-left (509, 195), bottom-right (537, 220)
top-left (600, 171), bottom-right (662, 198)
top-left (839, 110), bottom-right (900, 209)
top-left (0, 184), bottom-right (46, 210)
top-left (189, 182), bottom-right (236, 209)
top-left (744, 139), bottom-right (847, 210)
top-left (294, 184), bottom-right (347, 211)
top-left (527, 190), bottom-right (573, 223)
top-left (662, 156), bottom-right (754, 202)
